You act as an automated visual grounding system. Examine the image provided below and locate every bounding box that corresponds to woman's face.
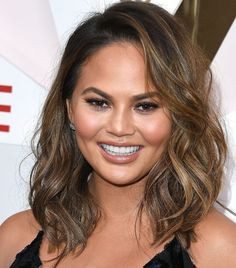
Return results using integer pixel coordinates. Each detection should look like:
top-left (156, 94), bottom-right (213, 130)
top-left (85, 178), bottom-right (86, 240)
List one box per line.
top-left (67, 42), bottom-right (171, 186)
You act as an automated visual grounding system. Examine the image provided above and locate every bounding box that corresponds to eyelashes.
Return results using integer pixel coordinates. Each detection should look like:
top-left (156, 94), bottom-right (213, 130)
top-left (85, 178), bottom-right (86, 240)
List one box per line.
top-left (85, 98), bottom-right (109, 110)
top-left (85, 98), bottom-right (159, 113)
top-left (135, 102), bottom-right (159, 112)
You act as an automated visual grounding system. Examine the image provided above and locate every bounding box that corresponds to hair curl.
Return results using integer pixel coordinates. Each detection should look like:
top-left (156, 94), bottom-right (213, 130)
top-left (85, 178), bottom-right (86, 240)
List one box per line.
top-left (29, 1), bottom-right (227, 264)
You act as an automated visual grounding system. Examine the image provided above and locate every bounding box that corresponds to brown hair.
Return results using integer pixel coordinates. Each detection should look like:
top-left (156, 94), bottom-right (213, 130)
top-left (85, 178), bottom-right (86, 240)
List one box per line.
top-left (29, 1), bottom-right (227, 263)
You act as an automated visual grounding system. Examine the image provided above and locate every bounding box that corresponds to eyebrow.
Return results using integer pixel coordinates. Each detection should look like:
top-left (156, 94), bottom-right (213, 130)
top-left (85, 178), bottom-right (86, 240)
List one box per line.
top-left (81, 87), bottom-right (158, 101)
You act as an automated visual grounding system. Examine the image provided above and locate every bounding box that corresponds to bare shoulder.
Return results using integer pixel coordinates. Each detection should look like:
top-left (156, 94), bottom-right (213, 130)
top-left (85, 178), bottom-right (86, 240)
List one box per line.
top-left (190, 208), bottom-right (236, 268)
top-left (0, 209), bottom-right (41, 267)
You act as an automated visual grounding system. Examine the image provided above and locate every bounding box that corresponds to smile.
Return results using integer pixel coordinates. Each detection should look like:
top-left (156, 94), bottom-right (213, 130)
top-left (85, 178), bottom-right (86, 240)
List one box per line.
top-left (100, 144), bottom-right (141, 156)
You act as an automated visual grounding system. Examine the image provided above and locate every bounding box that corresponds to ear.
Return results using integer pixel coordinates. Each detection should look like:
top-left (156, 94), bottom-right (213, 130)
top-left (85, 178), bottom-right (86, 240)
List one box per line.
top-left (66, 99), bottom-right (74, 123)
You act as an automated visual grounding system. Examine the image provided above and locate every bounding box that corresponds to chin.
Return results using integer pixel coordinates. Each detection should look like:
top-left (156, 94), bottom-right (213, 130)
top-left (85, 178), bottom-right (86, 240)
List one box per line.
top-left (97, 171), bottom-right (148, 187)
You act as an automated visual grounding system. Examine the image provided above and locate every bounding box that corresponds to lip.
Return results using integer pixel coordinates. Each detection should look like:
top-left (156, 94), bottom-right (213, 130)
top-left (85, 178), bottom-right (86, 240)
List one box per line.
top-left (98, 141), bottom-right (142, 147)
top-left (98, 142), bottom-right (143, 164)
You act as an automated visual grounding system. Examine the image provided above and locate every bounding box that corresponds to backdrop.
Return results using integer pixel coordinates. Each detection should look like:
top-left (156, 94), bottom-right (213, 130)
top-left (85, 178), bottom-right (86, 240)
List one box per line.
top-left (0, 0), bottom-right (235, 223)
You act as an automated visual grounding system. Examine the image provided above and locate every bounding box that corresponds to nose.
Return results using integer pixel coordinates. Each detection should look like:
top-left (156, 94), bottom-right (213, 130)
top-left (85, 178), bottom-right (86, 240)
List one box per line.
top-left (106, 108), bottom-right (135, 137)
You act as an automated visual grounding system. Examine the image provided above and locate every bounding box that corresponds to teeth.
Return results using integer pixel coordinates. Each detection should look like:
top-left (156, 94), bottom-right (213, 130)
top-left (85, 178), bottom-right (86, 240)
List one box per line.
top-left (101, 144), bottom-right (140, 156)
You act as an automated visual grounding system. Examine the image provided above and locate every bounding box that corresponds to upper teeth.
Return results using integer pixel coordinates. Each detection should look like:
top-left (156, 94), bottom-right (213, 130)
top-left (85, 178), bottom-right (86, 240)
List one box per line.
top-left (101, 144), bottom-right (140, 155)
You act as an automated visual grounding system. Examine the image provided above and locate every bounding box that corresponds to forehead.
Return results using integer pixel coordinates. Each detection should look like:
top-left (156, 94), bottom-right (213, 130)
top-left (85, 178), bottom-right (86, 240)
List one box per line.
top-left (85, 42), bottom-right (145, 65)
top-left (75, 42), bottom-right (152, 96)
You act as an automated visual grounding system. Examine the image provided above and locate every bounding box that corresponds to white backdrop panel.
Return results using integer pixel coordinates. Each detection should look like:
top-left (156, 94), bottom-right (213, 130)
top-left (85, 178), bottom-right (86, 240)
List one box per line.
top-left (0, 0), bottom-right (60, 88)
top-left (0, 56), bottom-right (47, 146)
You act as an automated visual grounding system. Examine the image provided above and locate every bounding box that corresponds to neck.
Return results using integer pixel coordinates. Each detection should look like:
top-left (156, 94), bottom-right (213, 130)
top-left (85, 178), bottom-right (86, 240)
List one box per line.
top-left (88, 172), bottom-right (147, 220)
top-left (88, 172), bottom-right (154, 246)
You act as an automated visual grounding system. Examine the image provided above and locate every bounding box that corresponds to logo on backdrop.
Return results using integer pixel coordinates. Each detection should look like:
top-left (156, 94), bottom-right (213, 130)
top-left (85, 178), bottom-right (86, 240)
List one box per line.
top-left (0, 85), bottom-right (12, 132)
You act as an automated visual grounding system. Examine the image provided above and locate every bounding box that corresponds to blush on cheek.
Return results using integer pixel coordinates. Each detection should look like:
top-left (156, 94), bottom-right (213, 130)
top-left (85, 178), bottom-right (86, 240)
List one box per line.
top-left (74, 113), bottom-right (102, 139)
top-left (141, 120), bottom-right (171, 145)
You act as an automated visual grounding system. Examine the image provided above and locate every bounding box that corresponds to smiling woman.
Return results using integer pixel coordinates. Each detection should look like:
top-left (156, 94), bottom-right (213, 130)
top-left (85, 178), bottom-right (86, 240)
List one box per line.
top-left (0, 1), bottom-right (236, 268)
top-left (66, 43), bottom-right (172, 186)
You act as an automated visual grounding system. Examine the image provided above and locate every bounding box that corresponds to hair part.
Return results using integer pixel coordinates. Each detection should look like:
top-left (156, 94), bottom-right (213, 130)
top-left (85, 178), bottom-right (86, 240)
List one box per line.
top-left (29, 1), bottom-right (227, 265)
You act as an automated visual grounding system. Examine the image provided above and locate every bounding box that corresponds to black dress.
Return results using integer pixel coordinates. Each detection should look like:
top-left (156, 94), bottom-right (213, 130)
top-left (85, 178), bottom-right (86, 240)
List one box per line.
top-left (10, 231), bottom-right (196, 268)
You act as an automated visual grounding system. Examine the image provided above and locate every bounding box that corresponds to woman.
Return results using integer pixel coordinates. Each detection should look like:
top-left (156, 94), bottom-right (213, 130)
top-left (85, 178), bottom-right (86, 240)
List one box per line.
top-left (0, 1), bottom-right (235, 267)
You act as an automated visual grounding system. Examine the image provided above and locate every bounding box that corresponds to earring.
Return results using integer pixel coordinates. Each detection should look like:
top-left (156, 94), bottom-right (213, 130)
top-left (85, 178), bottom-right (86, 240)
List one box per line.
top-left (69, 122), bottom-right (76, 131)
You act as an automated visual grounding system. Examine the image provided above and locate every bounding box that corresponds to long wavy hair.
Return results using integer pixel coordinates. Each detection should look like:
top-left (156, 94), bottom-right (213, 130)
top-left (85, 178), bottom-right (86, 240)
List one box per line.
top-left (29, 0), bottom-right (227, 263)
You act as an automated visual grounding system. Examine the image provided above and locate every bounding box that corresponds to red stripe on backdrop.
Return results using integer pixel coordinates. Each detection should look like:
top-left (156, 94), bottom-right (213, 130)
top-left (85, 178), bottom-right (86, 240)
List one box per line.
top-left (0, 125), bottom-right (10, 132)
top-left (0, 85), bottom-right (12, 93)
top-left (0, 105), bottom-right (11, 112)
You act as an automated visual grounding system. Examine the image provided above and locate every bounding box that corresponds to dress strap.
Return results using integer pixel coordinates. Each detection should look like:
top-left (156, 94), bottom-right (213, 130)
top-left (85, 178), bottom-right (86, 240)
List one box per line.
top-left (10, 230), bottom-right (43, 268)
top-left (144, 237), bottom-right (196, 268)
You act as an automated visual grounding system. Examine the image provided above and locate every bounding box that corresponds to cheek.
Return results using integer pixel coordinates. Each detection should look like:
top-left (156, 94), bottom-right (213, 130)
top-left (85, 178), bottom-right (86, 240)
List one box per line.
top-left (74, 111), bottom-right (102, 139)
top-left (140, 117), bottom-right (171, 145)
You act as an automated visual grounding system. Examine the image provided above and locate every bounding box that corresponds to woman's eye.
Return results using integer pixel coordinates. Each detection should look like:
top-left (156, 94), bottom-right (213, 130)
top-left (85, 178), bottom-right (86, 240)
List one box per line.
top-left (135, 102), bottom-right (159, 112)
top-left (85, 98), bottom-right (110, 109)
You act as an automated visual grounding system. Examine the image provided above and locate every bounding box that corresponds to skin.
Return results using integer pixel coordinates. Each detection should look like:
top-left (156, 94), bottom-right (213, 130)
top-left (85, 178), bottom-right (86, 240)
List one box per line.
top-left (0, 43), bottom-right (235, 268)
top-left (67, 42), bottom-right (172, 190)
